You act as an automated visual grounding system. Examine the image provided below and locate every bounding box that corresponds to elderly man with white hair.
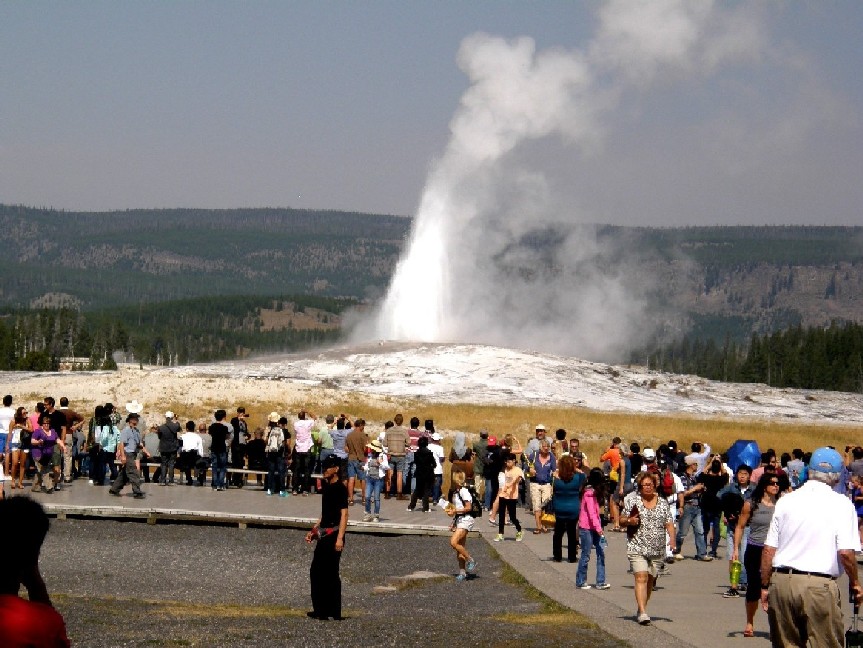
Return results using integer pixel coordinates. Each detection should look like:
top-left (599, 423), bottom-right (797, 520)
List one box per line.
top-left (760, 447), bottom-right (862, 647)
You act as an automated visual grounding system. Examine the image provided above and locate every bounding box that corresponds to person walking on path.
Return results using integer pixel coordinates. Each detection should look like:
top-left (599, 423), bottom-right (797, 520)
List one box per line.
top-left (109, 413), bottom-right (149, 499)
top-left (576, 467), bottom-right (609, 589)
top-left (733, 473), bottom-right (782, 638)
top-left (446, 468), bottom-right (477, 581)
top-left (760, 447), bottom-right (862, 647)
top-left (622, 471), bottom-right (677, 626)
top-left (527, 438), bottom-right (556, 534)
top-left (552, 455), bottom-right (585, 563)
top-left (494, 452), bottom-right (524, 542)
top-left (305, 455), bottom-right (348, 621)
top-left (718, 463), bottom-right (755, 598)
top-left (675, 455), bottom-right (712, 561)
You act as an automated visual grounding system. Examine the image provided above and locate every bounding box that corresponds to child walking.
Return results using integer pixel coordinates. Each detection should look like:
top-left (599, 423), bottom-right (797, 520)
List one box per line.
top-left (447, 469), bottom-right (477, 580)
top-left (494, 452), bottom-right (524, 542)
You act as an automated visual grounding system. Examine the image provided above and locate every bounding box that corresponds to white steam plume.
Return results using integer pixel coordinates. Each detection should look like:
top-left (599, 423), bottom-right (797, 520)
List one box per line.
top-left (358, 0), bottom-right (762, 360)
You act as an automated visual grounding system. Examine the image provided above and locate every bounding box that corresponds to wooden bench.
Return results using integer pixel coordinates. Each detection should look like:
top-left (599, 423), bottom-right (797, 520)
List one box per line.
top-left (116, 459), bottom-right (323, 489)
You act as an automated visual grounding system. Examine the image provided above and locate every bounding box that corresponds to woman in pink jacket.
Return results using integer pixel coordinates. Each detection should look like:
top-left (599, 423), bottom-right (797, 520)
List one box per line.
top-left (576, 468), bottom-right (609, 589)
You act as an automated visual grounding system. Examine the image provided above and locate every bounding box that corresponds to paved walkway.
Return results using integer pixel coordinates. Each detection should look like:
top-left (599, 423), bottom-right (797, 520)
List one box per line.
top-left (17, 479), bottom-right (860, 648)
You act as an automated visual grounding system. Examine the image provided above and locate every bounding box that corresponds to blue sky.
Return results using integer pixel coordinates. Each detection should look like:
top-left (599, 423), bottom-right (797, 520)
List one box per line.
top-left (2, 1), bottom-right (861, 225)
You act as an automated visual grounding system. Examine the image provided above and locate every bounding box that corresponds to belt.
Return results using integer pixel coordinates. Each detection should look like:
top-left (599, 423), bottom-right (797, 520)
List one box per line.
top-left (773, 567), bottom-right (836, 580)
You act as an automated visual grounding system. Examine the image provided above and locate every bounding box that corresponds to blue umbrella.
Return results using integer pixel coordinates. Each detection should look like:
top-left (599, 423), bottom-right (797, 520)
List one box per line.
top-left (726, 439), bottom-right (761, 472)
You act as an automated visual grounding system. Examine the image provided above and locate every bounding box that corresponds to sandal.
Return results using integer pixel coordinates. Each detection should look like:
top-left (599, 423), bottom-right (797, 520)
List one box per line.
top-left (610, 527), bottom-right (624, 533)
top-left (533, 529), bottom-right (543, 535)
top-left (743, 628), bottom-right (754, 638)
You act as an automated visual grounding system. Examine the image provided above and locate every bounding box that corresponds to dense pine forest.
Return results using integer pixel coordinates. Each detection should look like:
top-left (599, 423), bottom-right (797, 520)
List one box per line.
top-left (0, 295), bottom-right (351, 370)
top-left (635, 321), bottom-right (863, 394)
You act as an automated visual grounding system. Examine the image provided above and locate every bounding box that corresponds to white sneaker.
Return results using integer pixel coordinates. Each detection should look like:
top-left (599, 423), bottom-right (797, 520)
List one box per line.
top-left (594, 583), bottom-right (611, 590)
top-left (372, 516), bottom-right (380, 523)
top-left (362, 513), bottom-right (373, 522)
top-left (578, 584), bottom-right (592, 590)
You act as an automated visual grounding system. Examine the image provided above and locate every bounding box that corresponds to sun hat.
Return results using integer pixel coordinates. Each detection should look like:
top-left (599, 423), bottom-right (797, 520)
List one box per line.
top-left (535, 424), bottom-right (546, 431)
top-left (267, 412), bottom-right (280, 423)
top-left (125, 400), bottom-right (144, 414)
top-left (642, 448), bottom-right (656, 461)
top-left (368, 439), bottom-right (383, 453)
top-left (431, 432), bottom-right (442, 441)
top-left (809, 447), bottom-right (843, 473)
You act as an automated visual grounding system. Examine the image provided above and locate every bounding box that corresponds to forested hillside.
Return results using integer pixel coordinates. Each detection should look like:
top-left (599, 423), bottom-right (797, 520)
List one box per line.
top-left (0, 295), bottom-right (350, 369)
top-left (2, 205), bottom-right (863, 370)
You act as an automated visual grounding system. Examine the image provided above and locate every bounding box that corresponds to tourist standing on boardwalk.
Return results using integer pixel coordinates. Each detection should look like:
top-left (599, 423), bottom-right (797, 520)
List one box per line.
top-left (447, 468), bottom-right (477, 581)
top-left (208, 410), bottom-right (232, 492)
top-left (292, 410), bottom-right (316, 496)
top-left (551, 455), bottom-right (584, 563)
top-left (30, 419), bottom-right (59, 493)
top-left (109, 413), bottom-right (148, 499)
top-left (760, 447), bottom-right (862, 647)
top-left (408, 436), bottom-right (435, 512)
top-left (264, 413), bottom-right (287, 496)
top-left (384, 413), bottom-right (410, 499)
top-left (733, 473), bottom-right (781, 637)
top-left (344, 419), bottom-right (367, 505)
top-left (157, 411), bottom-right (180, 486)
top-left (576, 467), bottom-right (608, 589)
top-left (622, 471), bottom-right (677, 625)
top-left (305, 454), bottom-right (348, 621)
top-left (362, 439), bottom-right (389, 522)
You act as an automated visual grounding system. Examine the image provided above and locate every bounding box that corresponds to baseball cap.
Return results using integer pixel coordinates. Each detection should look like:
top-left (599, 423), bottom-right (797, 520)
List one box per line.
top-left (535, 424), bottom-right (546, 431)
top-left (165, 411), bottom-right (175, 419)
top-left (809, 447), bottom-right (843, 473)
top-left (684, 454), bottom-right (699, 466)
top-left (643, 448), bottom-right (656, 460)
top-left (487, 435), bottom-right (497, 447)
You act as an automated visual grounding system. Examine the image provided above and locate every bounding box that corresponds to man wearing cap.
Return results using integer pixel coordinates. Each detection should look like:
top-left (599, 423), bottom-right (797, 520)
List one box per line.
top-left (760, 447), bottom-right (862, 647)
top-left (157, 411), bottom-right (180, 486)
top-left (674, 455), bottom-right (712, 561)
top-left (305, 454), bottom-right (348, 621)
top-left (109, 413), bottom-right (149, 499)
top-left (525, 424), bottom-right (547, 458)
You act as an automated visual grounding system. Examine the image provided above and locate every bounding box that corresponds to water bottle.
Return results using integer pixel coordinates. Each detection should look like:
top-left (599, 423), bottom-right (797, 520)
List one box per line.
top-left (599, 535), bottom-right (608, 550)
top-left (730, 560), bottom-right (743, 587)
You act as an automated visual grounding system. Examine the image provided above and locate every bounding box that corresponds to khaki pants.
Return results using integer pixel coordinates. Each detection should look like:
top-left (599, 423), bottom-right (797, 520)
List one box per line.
top-left (767, 571), bottom-right (844, 648)
top-left (474, 474), bottom-right (485, 500)
top-left (62, 442), bottom-right (73, 482)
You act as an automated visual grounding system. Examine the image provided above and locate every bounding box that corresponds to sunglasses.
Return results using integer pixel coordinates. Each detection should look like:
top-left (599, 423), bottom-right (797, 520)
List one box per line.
top-left (767, 480), bottom-right (779, 485)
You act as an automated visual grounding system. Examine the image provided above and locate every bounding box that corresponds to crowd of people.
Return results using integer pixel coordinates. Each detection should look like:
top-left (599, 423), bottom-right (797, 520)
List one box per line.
top-left (2, 395), bottom-right (861, 644)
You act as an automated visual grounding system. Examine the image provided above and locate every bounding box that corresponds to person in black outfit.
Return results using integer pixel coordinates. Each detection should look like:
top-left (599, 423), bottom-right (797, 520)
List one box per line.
top-left (408, 436), bottom-right (436, 512)
top-left (305, 454), bottom-right (348, 621)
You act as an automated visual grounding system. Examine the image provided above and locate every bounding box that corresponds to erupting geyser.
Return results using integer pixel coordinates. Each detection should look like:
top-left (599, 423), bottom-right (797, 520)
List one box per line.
top-left (362, 0), bottom-right (764, 361)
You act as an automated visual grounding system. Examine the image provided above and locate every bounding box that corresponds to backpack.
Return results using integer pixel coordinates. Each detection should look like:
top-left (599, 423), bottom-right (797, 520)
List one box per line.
top-left (266, 428), bottom-right (283, 454)
top-left (659, 468), bottom-right (675, 498)
top-left (367, 455), bottom-right (382, 479)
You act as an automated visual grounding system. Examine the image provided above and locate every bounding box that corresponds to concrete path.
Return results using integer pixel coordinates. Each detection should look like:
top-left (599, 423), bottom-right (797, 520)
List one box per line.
top-left (17, 479), bottom-right (860, 648)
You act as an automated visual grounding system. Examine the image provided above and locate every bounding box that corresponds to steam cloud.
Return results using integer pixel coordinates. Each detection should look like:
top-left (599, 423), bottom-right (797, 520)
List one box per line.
top-left (358, 0), bottom-right (763, 361)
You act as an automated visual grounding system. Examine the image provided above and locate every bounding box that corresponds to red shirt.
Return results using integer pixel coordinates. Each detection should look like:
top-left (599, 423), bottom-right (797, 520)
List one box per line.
top-left (0, 594), bottom-right (70, 647)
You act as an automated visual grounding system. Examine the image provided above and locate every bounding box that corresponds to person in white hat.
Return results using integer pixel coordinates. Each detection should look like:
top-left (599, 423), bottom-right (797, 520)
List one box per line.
top-left (761, 447), bottom-right (862, 646)
top-left (362, 439), bottom-right (389, 522)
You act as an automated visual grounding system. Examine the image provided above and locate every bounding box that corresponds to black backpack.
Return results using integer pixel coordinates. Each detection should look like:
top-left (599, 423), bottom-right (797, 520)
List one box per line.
top-left (466, 484), bottom-right (483, 518)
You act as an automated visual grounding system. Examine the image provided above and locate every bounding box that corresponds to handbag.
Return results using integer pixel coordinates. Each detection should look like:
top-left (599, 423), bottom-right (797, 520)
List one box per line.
top-left (540, 499), bottom-right (555, 527)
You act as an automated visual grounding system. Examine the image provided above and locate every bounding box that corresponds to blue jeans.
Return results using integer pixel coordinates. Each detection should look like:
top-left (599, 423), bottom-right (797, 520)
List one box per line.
top-left (576, 528), bottom-right (606, 586)
top-left (365, 477), bottom-right (384, 514)
top-left (432, 474), bottom-right (443, 502)
top-left (676, 503), bottom-right (707, 557)
top-left (211, 452), bottom-right (228, 489)
top-left (702, 510), bottom-right (721, 555)
top-left (267, 454), bottom-right (285, 493)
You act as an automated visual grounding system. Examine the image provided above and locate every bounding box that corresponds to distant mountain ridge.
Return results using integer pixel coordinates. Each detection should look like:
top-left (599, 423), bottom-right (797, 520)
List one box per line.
top-left (2, 204), bottom-right (862, 344)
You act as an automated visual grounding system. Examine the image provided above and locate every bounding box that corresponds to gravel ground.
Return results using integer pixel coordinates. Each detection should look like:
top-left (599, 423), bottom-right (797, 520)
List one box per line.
top-left (37, 518), bottom-right (626, 648)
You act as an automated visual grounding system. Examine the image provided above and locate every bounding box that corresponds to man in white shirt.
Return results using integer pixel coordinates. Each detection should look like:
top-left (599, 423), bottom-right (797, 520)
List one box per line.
top-left (760, 447), bottom-right (862, 647)
top-left (429, 431), bottom-right (445, 503)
